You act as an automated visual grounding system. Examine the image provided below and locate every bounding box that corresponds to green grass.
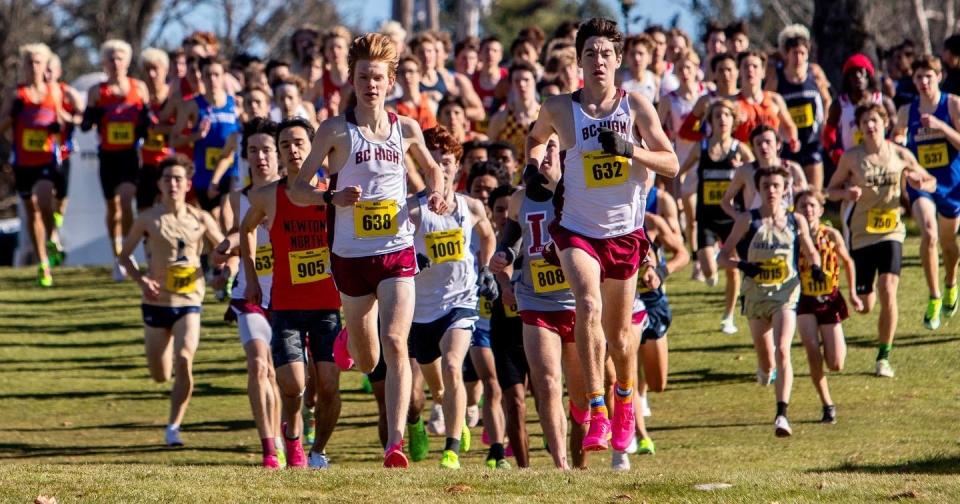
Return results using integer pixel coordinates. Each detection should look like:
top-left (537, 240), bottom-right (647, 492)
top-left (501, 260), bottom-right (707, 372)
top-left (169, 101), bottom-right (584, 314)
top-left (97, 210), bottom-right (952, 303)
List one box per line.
top-left (1, 237), bottom-right (959, 503)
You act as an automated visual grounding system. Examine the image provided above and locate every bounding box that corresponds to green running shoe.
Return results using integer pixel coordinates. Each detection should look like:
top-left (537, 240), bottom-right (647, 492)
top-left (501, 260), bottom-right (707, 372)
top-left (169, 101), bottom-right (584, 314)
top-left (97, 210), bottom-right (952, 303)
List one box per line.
top-left (924, 297), bottom-right (942, 330)
top-left (485, 457), bottom-right (511, 469)
top-left (46, 241), bottom-right (64, 267)
top-left (408, 417), bottom-right (429, 462)
top-left (439, 449), bottom-right (461, 469)
top-left (636, 437), bottom-right (656, 455)
top-left (302, 406), bottom-right (315, 445)
top-left (53, 211), bottom-right (63, 229)
top-left (944, 285), bottom-right (959, 318)
top-left (275, 437), bottom-right (287, 468)
top-left (361, 375), bottom-right (374, 394)
top-left (461, 422), bottom-right (471, 453)
top-left (37, 264), bottom-right (53, 287)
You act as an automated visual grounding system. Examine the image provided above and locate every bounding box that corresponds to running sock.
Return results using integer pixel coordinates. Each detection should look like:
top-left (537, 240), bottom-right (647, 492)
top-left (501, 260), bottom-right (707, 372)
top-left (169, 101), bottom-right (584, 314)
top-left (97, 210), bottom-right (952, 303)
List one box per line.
top-left (877, 343), bottom-right (892, 361)
top-left (776, 401), bottom-right (789, 417)
top-left (588, 391), bottom-right (608, 416)
top-left (445, 437), bottom-right (461, 454)
top-left (284, 426), bottom-right (299, 441)
top-left (614, 380), bottom-right (634, 403)
top-left (487, 442), bottom-right (505, 461)
top-left (261, 437), bottom-right (277, 456)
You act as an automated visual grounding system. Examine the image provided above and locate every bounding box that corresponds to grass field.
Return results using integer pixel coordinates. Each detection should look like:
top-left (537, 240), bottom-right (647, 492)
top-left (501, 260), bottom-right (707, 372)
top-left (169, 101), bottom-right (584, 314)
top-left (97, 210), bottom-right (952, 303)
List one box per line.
top-left (1, 236), bottom-right (959, 503)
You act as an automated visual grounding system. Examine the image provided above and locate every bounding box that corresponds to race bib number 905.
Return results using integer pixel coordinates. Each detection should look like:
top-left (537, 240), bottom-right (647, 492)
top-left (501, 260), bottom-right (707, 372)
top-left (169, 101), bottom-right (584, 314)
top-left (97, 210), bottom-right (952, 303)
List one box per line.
top-left (288, 247), bottom-right (331, 285)
top-left (354, 200), bottom-right (399, 238)
top-left (583, 150), bottom-right (629, 188)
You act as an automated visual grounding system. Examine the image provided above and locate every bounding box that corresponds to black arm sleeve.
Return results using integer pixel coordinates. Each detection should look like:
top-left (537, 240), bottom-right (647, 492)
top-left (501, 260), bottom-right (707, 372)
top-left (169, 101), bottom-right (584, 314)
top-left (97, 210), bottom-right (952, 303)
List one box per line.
top-left (496, 218), bottom-right (523, 263)
top-left (80, 106), bottom-right (103, 132)
top-left (10, 98), bottom-right (23, 119)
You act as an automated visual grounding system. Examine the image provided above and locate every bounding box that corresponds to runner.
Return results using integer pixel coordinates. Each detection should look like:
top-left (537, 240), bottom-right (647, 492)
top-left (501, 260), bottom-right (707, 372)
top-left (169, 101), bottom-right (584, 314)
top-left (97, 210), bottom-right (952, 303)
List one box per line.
top-left (140, 48), bottom-right (173, 211)
top-left (387, 56), bottom-right (438, 131)
top-left (0, 44), bottom-right (65, 286)
top-left (678, 99), bottom-right (753, 333)
top-left (412, 33), bottom-right (485, 122)
top-left (319, 27), bottom-right (352, 118)
top-left (408, 126), bottom-right (497, 469)
top-left (81, 39), bottom-right (150, 281)
top-left (217, 118), bottom-right (284, 467)
top-left (718, 166), bottom-right (823, 436)
top-left (721, 125), bottom-right (808, 217)
top-left (487, 62), bottom-right (541, 164)
top-left (823, 54), bottom-right (898, 166)
top-left (472, 36), bottom-right (508, 117)
top-left (893, 55), bottom-right (960, 330)
top-left (732, 51), bottom-right (798, 150)
top-left (172, 57), bottom-right (241, 218)
top-left (766, 24), bottom-right (831, 190)
top-left (491, 135), bottom-right (588, 469)
top-left (290, 33), bottom-right (447, 468)
top-left (45, 53), bottom-right (82, 266)
top-left (618, 34), bottom-right (659, 104)
top-left (795, 189), bottom-right (863, 424)
top-left (118, 154), bottom-right (225, 447)
top-left (525, 17), bottom-right (679, 452)
top-left (240, 118), bottom-right (344, 469)
top-left (826, 103), bottom-right (935, 378)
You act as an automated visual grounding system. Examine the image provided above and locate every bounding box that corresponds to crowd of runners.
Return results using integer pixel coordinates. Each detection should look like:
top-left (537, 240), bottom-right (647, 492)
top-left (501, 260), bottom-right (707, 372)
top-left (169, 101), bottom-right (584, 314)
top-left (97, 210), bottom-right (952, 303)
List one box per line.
top-left (3, 14), bottom-right (960, 470)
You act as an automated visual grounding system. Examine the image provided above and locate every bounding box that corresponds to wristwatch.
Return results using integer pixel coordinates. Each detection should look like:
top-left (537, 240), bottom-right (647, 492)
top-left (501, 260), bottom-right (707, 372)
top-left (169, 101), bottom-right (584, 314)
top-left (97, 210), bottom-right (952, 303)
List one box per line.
top-left (322, 189), bottom-right (334, 204)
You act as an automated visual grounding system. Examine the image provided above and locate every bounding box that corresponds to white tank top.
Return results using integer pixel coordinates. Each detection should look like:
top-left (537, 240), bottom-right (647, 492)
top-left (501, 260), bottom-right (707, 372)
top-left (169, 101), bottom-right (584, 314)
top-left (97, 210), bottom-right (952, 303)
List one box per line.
top-left (332, 112), bottom-right (414, 257)
top-left (232, 190), bottom-right (273, 307)
top-left (621, 70), bottom-right (659, 104)
top-left (840, 92), bottom-right (882, 150)
top-left (269, 105), bottom-right (310, 123)
top-left (413, 193), bottom-right (477, 322)
top-left (559, 90), bottom-right (645, 238)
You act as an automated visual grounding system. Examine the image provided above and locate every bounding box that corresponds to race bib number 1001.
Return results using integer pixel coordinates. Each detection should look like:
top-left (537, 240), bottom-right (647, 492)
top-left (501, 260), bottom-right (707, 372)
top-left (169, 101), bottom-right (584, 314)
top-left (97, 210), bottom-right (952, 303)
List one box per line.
top-left (425, 229), bottom-right (464, 264)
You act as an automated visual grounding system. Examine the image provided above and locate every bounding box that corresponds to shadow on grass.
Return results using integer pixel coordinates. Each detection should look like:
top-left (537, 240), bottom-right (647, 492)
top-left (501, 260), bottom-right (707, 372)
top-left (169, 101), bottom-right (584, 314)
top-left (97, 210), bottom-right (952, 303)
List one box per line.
top-left (0, 442), bottom-right (257, 460)
top-left (0, 338), bottom-right (142, 350)
top-left (0, 383), bottom-right (244, 401)
top-left (0, 320), bottom-right (143, 335)
top-left (666, 368), bottom-right (752, 389)
top-left (812, 454), bottom-right (960, 475)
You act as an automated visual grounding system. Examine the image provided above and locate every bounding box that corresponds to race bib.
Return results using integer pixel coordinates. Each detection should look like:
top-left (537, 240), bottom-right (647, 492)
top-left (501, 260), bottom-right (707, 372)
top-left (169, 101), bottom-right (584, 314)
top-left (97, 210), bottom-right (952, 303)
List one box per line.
top-left (583, 150), bottom-right (629, 188)
top-left (107, 122), bottom-right (135, 146)
top-left (852, 129), bottom-right (863, 146)
top-left (22, 128), bottom-right (50, 152)
top-left (204, 147), bottom-right (231, 171)
top-left (801, 267), bottom-right (836, 297)
top-left (637, 265), bottom-right (653, 294)
top-left (530, 258), bottom-right (569, 293)
top-left (425, 229), bottom-right (464, 264)
top-left (354, 200), bottom-right (399, 238)
top-left (789, 103), bottom-right (814, 129)
top-left (288, 247), bottom-right (331, 285)
top-left (702, 180), bottom-right (729, 206)
top-left (755, 257), bottom-right (788, 287)
top-left (866, 208), bottom-right (899, 234)
top-left (504, 302), bottom-right (519, 318)
top-left (165, 264), bottom-right (198, 294)
top-left (917, 143), bottom-right (949, 169)
top-left (144, 132), bottom-right (165, 151)
top-left (479, 298), bottom-right (493, 319)
top-left (254, 244), bottom-right (273, 276)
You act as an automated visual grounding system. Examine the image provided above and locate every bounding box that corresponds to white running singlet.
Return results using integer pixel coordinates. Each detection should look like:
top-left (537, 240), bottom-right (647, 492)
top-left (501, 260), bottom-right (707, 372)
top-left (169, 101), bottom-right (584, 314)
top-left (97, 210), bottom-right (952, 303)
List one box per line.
top-left (232, 190), bottom-right (273, 307)
top-left (413, 193), bottom-right (477, 323)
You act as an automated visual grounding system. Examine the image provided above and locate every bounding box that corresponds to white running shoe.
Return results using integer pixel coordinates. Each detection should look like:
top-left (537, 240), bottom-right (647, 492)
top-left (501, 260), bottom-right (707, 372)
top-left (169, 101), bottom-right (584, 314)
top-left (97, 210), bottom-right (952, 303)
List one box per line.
top-left (112, 259), bottom-right (128, 282)
top-left (165, 425), bottom-right (183, 446)
top-left (756, 369), bottom-right (774, 386)
top-left (875, 359), bottom-right (895, 378)
top-left (720, 317), bottom-right (738, 334)
top-left (774, 415), bottom-right (792, 437)
top-left (625, 434), bottom-right (638, 455)
top-left (426, 403), bottom-right (446, 436)
top-left (611, 450), bottom-right (631, 471)
top-left (706, 275), bottom-right (719, 287)
top-left (308, 451), bottom-right (330, 469)
top-left (466, 404), bottom-right (480, 428)
top-left (639, 395), bottom-right (651, 417)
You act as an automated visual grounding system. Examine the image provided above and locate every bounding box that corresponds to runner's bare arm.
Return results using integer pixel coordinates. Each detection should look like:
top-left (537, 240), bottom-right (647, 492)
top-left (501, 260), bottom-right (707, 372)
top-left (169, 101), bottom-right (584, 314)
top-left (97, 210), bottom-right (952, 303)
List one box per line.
top-left (893, 104), bottom-right (910, 144)
top-left (239, 188), bottom-right (270, 305)
top-left (657, 97), bottom-right (672, 136)
top-left (469, 196), bottom-right (495, 267)
top-left (899, 147), bottom-right (937, 192)
top-left (629, 92), bottom-right (679, 177)
top-left (717, 214), bottom-right (750, 268)
top-left (794, 213), bottom-right (822, 268)
top-left (170, 101), bottom-right (199, 148)
top-left (646, 211), bottom-right (689, 274)
top-left (200, 209), bottom-right (226, 247)
top-left (788, 161), bottom-right (808, 192)
top-left (677, 145), bottom-right (699, 177)
top-left (291, 117), bottom-right (348, 206)
top-left (811, 64), bottom-right (833, 112)
top-left (825, 152), bottom-right (856, 201)
top-left (210, 133), bottom-right (238, 187)
top-left (721, 169), bottom-right (747, 219)
top-left (81, 86), bottom-right (101, 132)
top-left (0, 89), bottom-right (13, 136)
top-left (525, 97), bottom-right (560, 166)
top-left (931, 94), bottom-right (960, 151)
top-left (828, 226), bottom-right (863, 308)
top-left (773, 93), bottom-right (800, 150)
top-left (489, 190), bottom-right (524, 274)
top-left (119, 216), bottom-right (149, 281)
top-left (401, 117), bottom-right (447, 213)
top-left (454, 73), bottom-right (486, 122)
top-left (486, 109), bottom-right (507, 142)
top-left (882, 96), bottom-right (899, 133)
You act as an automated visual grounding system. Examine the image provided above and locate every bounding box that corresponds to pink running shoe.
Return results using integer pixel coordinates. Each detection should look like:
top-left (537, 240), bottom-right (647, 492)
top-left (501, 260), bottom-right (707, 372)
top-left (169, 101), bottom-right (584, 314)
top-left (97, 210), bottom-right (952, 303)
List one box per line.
top-left (383, 442), bottom-right (409, 468)
top-left (263, 454), bottom-right (281, 469)
top-left (481, 428), bottom-right (490, 446)
top-left (611, 399), bottom-right (636, 451)
top-left (333, 328), bottom-right (354, 370)
top-left (583, 413), bottom-right (611, 452)
top-left (504, 442), bottom-right (514, 457)
top-left (285, 438), bottom-right (307, 468)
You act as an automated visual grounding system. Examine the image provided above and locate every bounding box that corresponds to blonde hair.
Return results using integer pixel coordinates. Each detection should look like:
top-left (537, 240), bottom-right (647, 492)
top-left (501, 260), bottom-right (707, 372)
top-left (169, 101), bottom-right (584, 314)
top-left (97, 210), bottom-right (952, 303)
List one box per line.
top-left (140, 47), bottom-right (169, 69)
top-left (348, 33), bottom-right (399, 80)
top-left (100, 39), bottom-right (132, 64)
top-left (778, 24), bottom-right (811, 53)
top-left (19, 43), bottom-right (52, 63)
top-left (379, 20), bottom-right (407, 44)
top-left (707, 99), bottom-right (739, 129)
top-left (675, 48), bottom-right (700, 66)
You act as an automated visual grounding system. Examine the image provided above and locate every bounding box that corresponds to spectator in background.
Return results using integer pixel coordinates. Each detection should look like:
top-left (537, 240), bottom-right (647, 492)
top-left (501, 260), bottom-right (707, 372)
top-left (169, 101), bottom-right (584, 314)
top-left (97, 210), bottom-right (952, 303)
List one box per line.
top-left (454, 37), bottom-right (481, 77)
top-left (388, 56), bottom-right (439, 131)
top-left (725, 21), bottom-right (750, 54)
top-left (702, 21), bottom-right (727, 81)
top-left (619, 34), bottom-right (660, 104)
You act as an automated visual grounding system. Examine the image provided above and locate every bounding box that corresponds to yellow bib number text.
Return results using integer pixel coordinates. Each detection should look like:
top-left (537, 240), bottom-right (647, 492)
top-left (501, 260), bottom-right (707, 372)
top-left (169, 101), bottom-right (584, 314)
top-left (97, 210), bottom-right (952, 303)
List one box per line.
top-left (22, 128), bottom-right (50, 152)
top-left (866, 208), bottom-right (899, 234)
top-left (354, 200), bottom-right (399, 238)
top-left (852, 129), bottom-right (864, 146)
top-left (479, 298), bottom-right (493, 319)
top-left (204, 147), bottom-right (231, 171)
top-left (583, 151), bottom-right (629, 188)
top-left (504, 302), bottom-right (519, 318)
top-left (165, 265), bottom-right (198, 294)
top-left (144, 132), bottom-right (165, 151)
top-left (288, 247), bottom-right (331, 285)
top-left (254, 244), bottom-right (273, 276)
top-left (425, 229), bottom-right (464, 264)
top-left (755, 257), bottom-right (788, 287)
top-left (917, 143), bottom-right (949, 169)
top-left (702, 180), bottom-right (729, 206)
top-left (801, 267), bottom-right (836, 297)
top-left (789, 103), bottom-right (814, 129)
top-left (530, 259), bottom-right (569, 293)
top-left (107, 122), bottom-right (135, 146)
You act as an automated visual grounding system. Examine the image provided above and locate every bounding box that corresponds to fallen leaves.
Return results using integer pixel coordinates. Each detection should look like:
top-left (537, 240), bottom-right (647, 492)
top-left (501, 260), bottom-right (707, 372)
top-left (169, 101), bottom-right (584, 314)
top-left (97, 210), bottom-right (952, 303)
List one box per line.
top-left (445, 484), bottom-right (471, 494)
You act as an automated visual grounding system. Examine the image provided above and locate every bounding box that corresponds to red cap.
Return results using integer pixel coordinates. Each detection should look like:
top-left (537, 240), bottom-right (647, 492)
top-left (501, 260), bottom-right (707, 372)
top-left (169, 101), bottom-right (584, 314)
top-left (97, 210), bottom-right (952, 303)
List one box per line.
top-left (843, 53), bottom-right (875, 77)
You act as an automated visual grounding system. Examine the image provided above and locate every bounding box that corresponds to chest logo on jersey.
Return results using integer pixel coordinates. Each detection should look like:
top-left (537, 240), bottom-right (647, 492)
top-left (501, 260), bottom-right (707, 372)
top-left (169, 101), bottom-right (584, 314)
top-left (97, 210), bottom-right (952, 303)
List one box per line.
top-left (525, 211), bottom-right (547, 255)
top-left (355, 146), bottom-right (402, 165)
top-left (581, 120), bottom-right (628, 140)
top-left (863, 164), bottom-right (897, 188)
